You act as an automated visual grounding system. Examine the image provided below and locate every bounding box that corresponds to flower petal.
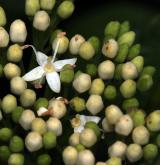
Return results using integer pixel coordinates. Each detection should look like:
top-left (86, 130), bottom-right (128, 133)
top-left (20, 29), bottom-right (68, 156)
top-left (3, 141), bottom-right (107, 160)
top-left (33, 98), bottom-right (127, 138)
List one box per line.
top-left (85, 116), bottom-right (101, 124)
top-left (23, 66), bottom-right (45, 81)
top-left (74, 125), bottom-right (84, 133)
top-left (54, 58), bottom-right (77, 71)
top-left (46, 72), bottom-right (61, 93)
top-left (36, 51), bottom-right (48, 66)
top-left (37, 107), bottom-right (48, 116)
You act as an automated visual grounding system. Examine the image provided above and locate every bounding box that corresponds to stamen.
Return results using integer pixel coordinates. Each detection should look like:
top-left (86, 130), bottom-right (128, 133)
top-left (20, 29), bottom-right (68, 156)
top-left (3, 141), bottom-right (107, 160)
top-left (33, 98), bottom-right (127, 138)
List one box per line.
top-left (57, 97), bottom-right (69, 104)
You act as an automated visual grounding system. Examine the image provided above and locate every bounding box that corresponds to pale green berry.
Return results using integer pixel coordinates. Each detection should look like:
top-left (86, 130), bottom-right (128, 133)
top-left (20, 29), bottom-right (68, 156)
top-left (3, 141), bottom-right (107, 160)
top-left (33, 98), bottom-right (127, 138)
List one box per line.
top-left (75, 144), bottom-right (85, 152)
top-left (0, 6), bottom-right (7, 26)
top-left (43, 131), bottom-right (56, 149)
top-left (88, 36), bottom-right (100, 53)
top-left (131, 56), bottom-right (144, 73)
top-left (69, 133), bottom-right (80, 147)
top-left (118, 21), bottom-right (130, 37)
top-left (143, 144), bottom-right (158, 160)
top-left (127, 44), bottom-right (141, 60)
top-left (132, 110), bottom-right (145, 127)
top-left (40, 0), bottom-right (56, 10)
top-left (0, 27), bottom-right (9, 47)
top-left (70, 97), bottom-right (86, 112)
top-left (8, 153), bottom-right (24, 165)
top-left (106, 157), bottom-right (122, 165)
top-left (25, 0), bottom-right (40, 16)
top-left (9, 136), bottom-right (24, 152)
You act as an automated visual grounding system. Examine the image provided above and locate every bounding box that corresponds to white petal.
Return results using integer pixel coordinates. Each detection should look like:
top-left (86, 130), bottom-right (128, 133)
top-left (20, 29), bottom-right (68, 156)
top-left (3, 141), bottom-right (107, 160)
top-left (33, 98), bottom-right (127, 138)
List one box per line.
top-left (46, 72), bottom-right (61, 93)
top-left (37, 107), bottom-right (48, 116)
top-left (85, 116), bottom-right (101, 124)
top-left (36, 51), bottom-right (48, 66)
top-left (54, 58), bottom-right (77, 71)
top-left (79, 115), bottom-right (87, 126)
top-left (74, 125), bottom-right (84, 133)
top-left (23, 66), bottom-right (45, 81)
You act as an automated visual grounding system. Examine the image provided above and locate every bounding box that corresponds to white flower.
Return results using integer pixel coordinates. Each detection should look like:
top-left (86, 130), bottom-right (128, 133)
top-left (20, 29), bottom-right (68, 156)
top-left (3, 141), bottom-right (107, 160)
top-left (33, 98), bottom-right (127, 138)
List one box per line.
top-left (22, 41), bottom-right (77, 93)
top-left (71, 115), bottom-right (101, 133)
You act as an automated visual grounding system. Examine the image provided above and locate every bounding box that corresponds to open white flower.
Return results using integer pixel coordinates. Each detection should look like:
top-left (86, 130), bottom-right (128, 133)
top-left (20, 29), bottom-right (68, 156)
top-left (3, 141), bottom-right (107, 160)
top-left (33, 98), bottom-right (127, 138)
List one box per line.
top-left (22, 41), bottom-right (77, 93)
top-left (71, 114), bottom-right (101, 133)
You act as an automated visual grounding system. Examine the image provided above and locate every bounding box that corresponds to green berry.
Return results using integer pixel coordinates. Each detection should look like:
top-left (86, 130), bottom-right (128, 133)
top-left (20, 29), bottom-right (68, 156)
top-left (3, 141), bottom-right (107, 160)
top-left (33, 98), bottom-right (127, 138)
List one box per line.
top-left (34, 98), bottom-right (49, 111)
top-left (122, 98), bottom-right (139, 111)
top-left (75, 144), bottom-right (85, 152)
top-left (40, 0), bottom-right (56, 10)
top-left (0, 146), bottom-right (11, 162)
top-left (118, 21), bottom-right (130, 37)
top-left (50, 29), bottom-right (62, 45)
top-left (37, 154), bottom-right (52, 165)
top-left (132, 110), bottom-right (145, 127)
top-left (88, 36), bottom-right (100, 53)
top-left (0, 6), bottom-right (6, 26)
top-left (104, 85), bottom-right (117, 100)
top-left (25, 0), bottom-right (40, 16)
top-left (9, 136), bottom-right (24, 152)
top-left (70, 97), bottom-right (85, 112)
top-left (86, 64), bottom-right (97, 77)
top-left (141, 66), bottom-right (156, 77)
top-left (143, 144), bottom-right (158, 160)
top-left (0, 128), bottom-right (13, 142)
top-left (131, 56), bottom-right (144, 73)
top-left (114, 64), bottom-right (123, 80)
top-left (43, 131), bottom-right (56, 149)
top-left (8, 153), bottom-right (24, 165)
top-left (127, 44), bottom-right (141, 60)
top-left (11, 106), bottom-right (24, 123)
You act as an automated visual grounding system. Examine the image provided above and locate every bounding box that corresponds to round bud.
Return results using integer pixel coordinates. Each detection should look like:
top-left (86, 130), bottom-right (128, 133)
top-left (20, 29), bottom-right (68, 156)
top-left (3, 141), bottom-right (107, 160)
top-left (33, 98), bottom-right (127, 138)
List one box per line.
top-left (11, 106), bottom-right (24, 123)
top-left (122, 62), bottom-right (138, 80)
top-left (37, 154), bottom-right (52, 165)
top-left (104, 85), bottom-right (117, 100)
top-left (0, 27), bottom-right (9, 47)
top-left (63, 146), bottom-right (78, 165)
top-left (108, 141), bottom-right (127, 159)
top-left (132, 126), bottom-right (150, 145)
top-left (46, 117), bottom-right (62, 136)
top-left (132, 110), bottom-right (145, 127)
top-left (98, 60), bottom-right (115, 80)
top-left (70, 97), bottom-right (86, 112)
top-left (90, 78), bottom-right (105, 95)
top-left (75, 144), bottom-right (85, 152)
top-left (33, 11), bottom-right (50, 31)
top-left (10, 77), bottom-right (27, 95)
top-left (34, 97), bottom-right (48, 111)
top-left (102, 39), bottom-right (118, 58)
top-left (20, 89), bottom-right (36, 107)
top-left (131, 56), bottom-right (144, 73)
top-left (9, 136), bottom-right (24, 152)
top-left (2, 94), bottom-right (17, 114)
top-left (0, 6), bottom-right (6, 26)
top-left (77, 150), bottom-right (95, 165)
top-left (88, 36), bottom-right (100, 53)
top-left (69, 34), bottom-right (85, 55)
top-left (43, 131), bottom-right (56, 149)
top-left (79, 41), bottom-right (95, 60)
top-left (4, 63), bottom-right (21, 79)
top-left (105, 105), bottom-right (123, 125)
top-left (25, 131), bottom-right (42, 152)
top-left (0, 128), bottom-right (13, 142)
top-left (86, 64), bottom-right (97, 77)
top-left (115, 115), bottom-right (133, 136)
top-left (19, 110), bottom-right (36, 130)
top-left (69, 133), bottom-right (80, 146)
top-left (73, 73), bottom-right (91, 93)
top-left (7, 44), bottom-right (23, 63)
top-left (80, 128), bottom-right (97, 148)
top-left (10, 19), bottom-right (27, 43)
top-left (8, 153), bottom-right (24, 165)
top-left (31, 118), bottom-right (47, 135)
top-left (146, 110), bottom-right (160, 132)
top-left (86, 95), bottom-right (104, 115)
top-left (143, 144), bottom-right (158, 160)
top-left (0, 146), bottom-right (11, 162)
top-left (120, 79), bottom-right (136, 98)
top-left (106, 157), bottom-right (122, 165)
top-left (102, 118), bottom-right (114, 133)
top-left (25, 0), bottom-right (40, 16)
top-left (57, 1), bottom-right (75, 19)
top-left (40, 0), bottom-right (56, 10)
top-left (126, 144), bottom-right (143, 163)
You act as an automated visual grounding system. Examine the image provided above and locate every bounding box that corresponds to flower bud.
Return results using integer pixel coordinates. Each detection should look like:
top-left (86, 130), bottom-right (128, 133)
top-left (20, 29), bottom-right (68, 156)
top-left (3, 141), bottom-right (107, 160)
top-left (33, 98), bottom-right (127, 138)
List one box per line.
top-left (69, 133), bottom-right (80, 146)
top-left (77, 150), bottom-right (95, 165)
top-left (118, 21), bottom-right (130, 37)
top-left (0, 146), bottom-right (11, 162)
top-left (141, 66), bottom-right (156, 77)
top-left (127, 44), bottom-right (141, 60)
top-left (102, 118), bottom-right (114, 133)
top-left (137, 74), bottom-right (153, 92)
top-left (86, 95), bottom-right (104, 115)
top-left (98, 60), bottom-right (115, 80)
top-left (57, 1), bottom-right (75, 19)
top-left (2, 94), bottom-right (17, 114)
top-left (108, 141), bottom-right (127, 159)
top-left (80, 128), bottom-right (97, 148)
top-left (106, 157), bottom-right (122, 165)
top-left (0, 128), bottom-right (13, 142)
top-left (25, 0), bottom-right (40, 16)
top-left (52, 34), bottom-right (69, 54)
top-left (20, 89), bottom-right (36, 107)
top-left (105, 105), bottom-right (123, 125)
top-left (31, 118), bottom-right (47, 135)
top-left (40, 0), bottom-right (56, 10)
top-left (37, 154), bottom-right (52, 165)
top-left (115, 115), bottom-right (133, 136)
top-left (8, 153), bottom-right (24, 165)
top-left (69, 34), bottom-right (85, 55)
top-left (146, 110), bottom-right (160, 132)
top-left (89, 78), bottom-right (105, 95)
top-left (104, 85), bottom-right (117, 100)
top-left (43, 131), bottom-right (56, 149)
top-left (114, 44), bottom-right (129, 63)
top-left (96, 162), bottom-right (106, 165)
top-left (104, 21), bottom-right (120, 38)
top-left (11, 106), bottom-right (24, 123)
top-left (19, 109), bottom-right (36, 130)
top-left (4, 63), bottom-right (21, 79)
top-left (114, 64), bottom-right (123, 80)
top-left (34, 97), bottom-right (48, 111)
top-left (73, 73), bottom-right (91, 93)
top-left (63, 146), bottom-right (78, 165)
top-left (9, 136), bottom-right (24, 152)
top-left (122, 62), bottom-right (138, 80)
top-left (132, 110), bottom-right (145, 127)
top-left (126, 144), bottom-right (143, 162)
top-left (25, 131), bottom-right (42, 152)
top-left (143, 144), bottom-right (158, 160)
top-left (102, 39), bottom-right (118, 58)
top-left (132, 126), bottom-right (150, 145)
top-left (46, 117), bottom-right (62, 136)
top-left (122, 98), bottom-right (139, 112)
top-left (88, 36), bottom-right (100, 53)
top-left (10, 19), bottom-right (27, 43)
top-left (118, 31), bottom-right (135, 46)
top-left (120, 79), bottom-right (136, 98)
top-left (10, 76), bottom-right (27, 95)
top-left (0, 6), bottom-right (6, 26)
top-left (33, 11), bottom-right (50, 31)
top-left (48, 98), bottom-right (66, 119)
top-left (70, 97), bottom-right (85, 112)
top-left (79, 41), bottom-right (95, 60)
top-left (75, 144), bottom-right (85, 152)
top-left (131, 56), bottom-right (144, 73)
top-left (0, 27), bottom-right (9, 47)
top-left (86, 64), bottom-right (97, 77)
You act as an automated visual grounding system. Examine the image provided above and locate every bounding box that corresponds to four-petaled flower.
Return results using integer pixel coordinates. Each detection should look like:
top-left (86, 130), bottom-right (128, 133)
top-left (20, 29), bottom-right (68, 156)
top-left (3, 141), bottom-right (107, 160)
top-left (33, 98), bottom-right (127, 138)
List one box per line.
top-left (22, 41), bottom-right (77, 93)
